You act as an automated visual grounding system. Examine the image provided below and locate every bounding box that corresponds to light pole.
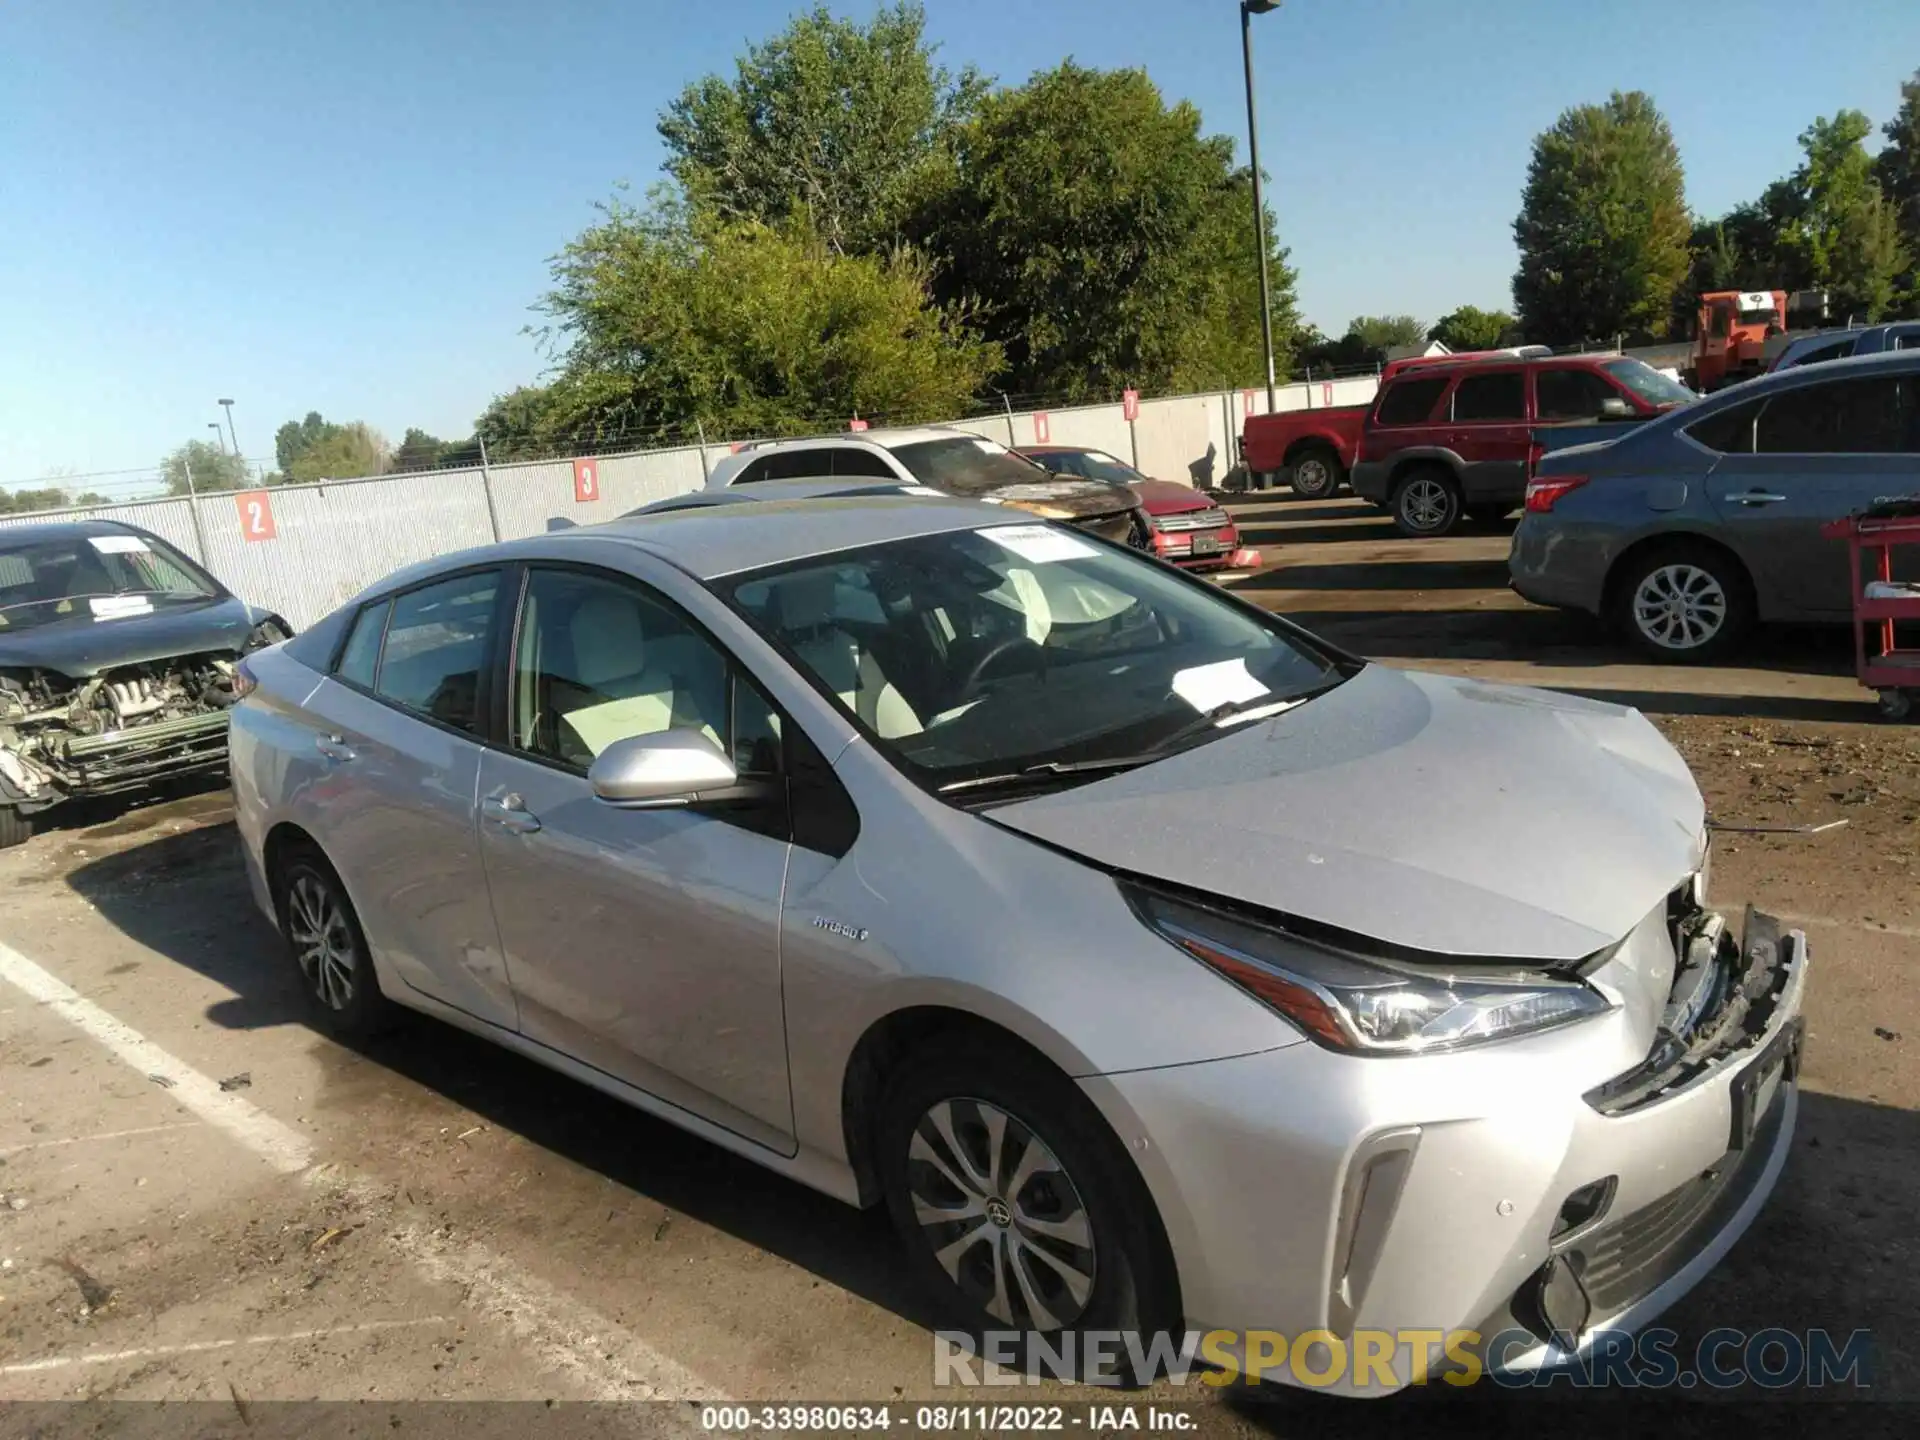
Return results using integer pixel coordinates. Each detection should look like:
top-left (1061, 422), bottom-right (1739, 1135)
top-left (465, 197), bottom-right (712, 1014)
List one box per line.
top-left (217, 398), bottom-right (240, 462)
top-left (207, 423), bottom-right (226, 455)
top-left (1241, 0), bottom-right (1281, 411)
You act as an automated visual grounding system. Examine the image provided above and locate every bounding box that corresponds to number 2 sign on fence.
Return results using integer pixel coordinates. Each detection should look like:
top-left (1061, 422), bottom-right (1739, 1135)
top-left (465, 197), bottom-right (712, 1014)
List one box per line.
top-left (236, 491), bottom-right (277, 542)
top-left (573, 458), bottom-right (600, 504)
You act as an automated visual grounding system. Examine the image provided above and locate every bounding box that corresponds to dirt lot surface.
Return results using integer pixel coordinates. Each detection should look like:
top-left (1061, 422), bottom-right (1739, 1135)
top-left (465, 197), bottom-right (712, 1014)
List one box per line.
top-left (0, 494), bottom-right (1914, 1433)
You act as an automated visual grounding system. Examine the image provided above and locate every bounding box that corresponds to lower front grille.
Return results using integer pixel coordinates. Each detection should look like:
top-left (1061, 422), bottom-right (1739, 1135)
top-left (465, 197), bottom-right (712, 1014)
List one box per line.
top-left (1562, 1086), bottom-right (1786, 1317)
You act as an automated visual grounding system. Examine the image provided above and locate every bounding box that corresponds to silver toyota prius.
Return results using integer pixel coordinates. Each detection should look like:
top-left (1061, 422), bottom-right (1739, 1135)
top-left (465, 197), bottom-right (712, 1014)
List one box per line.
top-left (227, 495), bottom-right (1807, 1394)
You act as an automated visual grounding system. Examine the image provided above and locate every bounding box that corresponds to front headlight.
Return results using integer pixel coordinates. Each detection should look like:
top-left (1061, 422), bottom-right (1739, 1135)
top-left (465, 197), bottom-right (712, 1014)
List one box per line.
top-left (1124, 883), bottom-right (1613, 1056)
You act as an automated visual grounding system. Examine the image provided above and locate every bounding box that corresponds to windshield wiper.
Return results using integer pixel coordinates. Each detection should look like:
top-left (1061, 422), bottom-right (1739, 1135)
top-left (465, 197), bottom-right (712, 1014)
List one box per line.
top-left (1149, 694), bottom-right (1305, 756)
top-left (936, 754), bottom-right (1155, 796)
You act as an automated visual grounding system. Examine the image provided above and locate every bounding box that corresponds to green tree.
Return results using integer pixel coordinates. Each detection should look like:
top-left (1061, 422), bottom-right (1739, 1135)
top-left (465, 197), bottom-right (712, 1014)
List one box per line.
top-left (475, 387), bottom-right (563, 461)
top-left (1427, 305), bottom-right (1519, 351)
top-left (1779, 111), bottom-right (1906, 321)
top-left (910, 61), bottom-right (1299, 401)
top-left (1512, 91), bottom-right (1692, 345)
top-left (0, 487), bottom-right (77, 515)
top-left (531, 203), bottom-right (998, 441)
top-left (390, 428), bottom-right (447, 472)
top-left (161, 439), bottom-right (252, 496)
top-left (1877, 70), bottom-right (1920, 310)
top-left (285, 422), bottom-right (388, 483)
top-left (274, 412), bottom-right (337, 477)
top-left (1295, 316), bottom-right (1424, 372)
top-left (658, 2), bottom-right (985, 255)
top-left (1345, 315), bottom-right (1427, 353)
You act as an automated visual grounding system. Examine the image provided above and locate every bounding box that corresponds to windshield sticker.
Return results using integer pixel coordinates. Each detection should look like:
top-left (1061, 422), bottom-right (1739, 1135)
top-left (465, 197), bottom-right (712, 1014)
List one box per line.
top-left (1171, 658), bottom-right (1270, 713)
top-left (896, 484), bottom-right (943, 496)
top-left (89, 595), bottom-right (155, 620)
top-left (89, 535), bottom-right (150, 554)
top-left (978, 525), bottom-right (1098, 563)
top-left (994, 481), bottom-right (1098, 502)
top-left (970, 438), bottom-right (1007, 455)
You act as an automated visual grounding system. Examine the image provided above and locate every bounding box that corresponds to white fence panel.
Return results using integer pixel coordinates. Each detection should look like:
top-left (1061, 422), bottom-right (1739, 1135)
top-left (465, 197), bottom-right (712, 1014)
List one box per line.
top-left (197, 472), bottom-right (496, 627)
top-left (1133, 394), bottom-right (1233, 489)
top-left (595, 446), bottom-right (706, 513)
top-left (0, 497), bottom-right (205, 561)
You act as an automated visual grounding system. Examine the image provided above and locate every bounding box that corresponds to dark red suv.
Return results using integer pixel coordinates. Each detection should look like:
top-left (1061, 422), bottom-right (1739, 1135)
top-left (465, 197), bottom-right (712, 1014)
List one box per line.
top-left (1349, 355), bottom-right (1696, 536)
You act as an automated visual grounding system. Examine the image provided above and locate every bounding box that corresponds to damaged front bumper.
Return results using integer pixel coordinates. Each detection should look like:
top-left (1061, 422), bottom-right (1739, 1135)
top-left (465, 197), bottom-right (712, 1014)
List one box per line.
top-left (1, 708), bottom-right (232, 811)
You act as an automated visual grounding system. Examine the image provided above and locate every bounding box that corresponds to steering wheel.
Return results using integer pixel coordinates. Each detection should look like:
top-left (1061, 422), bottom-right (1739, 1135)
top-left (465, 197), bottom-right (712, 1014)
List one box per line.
top-left (954, 634), bottom-right (1044, 701)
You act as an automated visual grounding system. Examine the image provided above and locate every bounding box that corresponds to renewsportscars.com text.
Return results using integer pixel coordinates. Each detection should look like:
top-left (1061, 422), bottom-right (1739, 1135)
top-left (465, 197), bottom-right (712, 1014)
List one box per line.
top-left (933, 1327), bottom-right (1874, 1391)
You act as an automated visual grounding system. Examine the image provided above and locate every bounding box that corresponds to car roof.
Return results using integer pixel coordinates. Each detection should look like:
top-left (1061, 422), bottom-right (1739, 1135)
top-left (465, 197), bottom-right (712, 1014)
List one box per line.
top-left (363, 494), bottom-right (1022, 600)
top-left (1385, 352), bottom-right (1631, 380)
top-left (0, 517), bottom-right (140, 546)
top-left (733, 425), bottom-right (981, 452)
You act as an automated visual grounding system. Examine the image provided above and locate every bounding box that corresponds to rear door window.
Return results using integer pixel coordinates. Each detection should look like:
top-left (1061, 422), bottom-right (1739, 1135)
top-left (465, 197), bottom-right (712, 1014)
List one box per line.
top-left (335, 600), bottom-right (391, 689)
top-left (1790, 336), bottom-right (1857, 367)
top-left (1373, 376), bottom-right (1449, 426)
top-left (372, 571), bottom-right (503, 735)
top-left (1754, 376), bottom-right (1918, 454)
top-left (733, 450), bottom-right (831, 484)
top-left (1534, 368), bottom-right (1619, 421)
top-left (1684, 399), bottom-right (1763, 455)
top-left (1450, 371), bottom-right (1526, 421)
top-left (828, 447), bottom-right (897, 478)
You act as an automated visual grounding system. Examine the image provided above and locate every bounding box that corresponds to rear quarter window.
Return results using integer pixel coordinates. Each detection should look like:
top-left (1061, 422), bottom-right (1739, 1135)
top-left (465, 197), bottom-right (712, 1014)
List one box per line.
top-left (1374, 376), bottom-right (1449, 426)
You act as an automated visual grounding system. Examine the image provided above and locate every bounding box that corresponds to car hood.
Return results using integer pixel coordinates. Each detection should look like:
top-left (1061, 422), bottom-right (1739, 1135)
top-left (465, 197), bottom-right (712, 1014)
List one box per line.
top-left (988, 665), bottom-right (1705, 962)
top-left (1129, 478), bottom-right (1216, 515)
top-left (0, 595), bottom-right (263, 677)
top-left (958, 476), bottom-right (1138, 519)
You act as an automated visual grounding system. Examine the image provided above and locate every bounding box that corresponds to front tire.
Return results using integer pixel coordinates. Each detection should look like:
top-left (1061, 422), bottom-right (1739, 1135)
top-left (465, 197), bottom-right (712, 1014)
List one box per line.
top-left (877, 1036), bottom-right (1177, 1374)
top-left (275, 844), bottom-right (392, 1039)
top-left (1288, 446), bottom-right (1343, 500)
top-left (1609, 543), bottom-right (1754, 663)
top-left (1390, 466), bottom-right (1463, 537)
top-left (0, 806), bottom-right (32, 851)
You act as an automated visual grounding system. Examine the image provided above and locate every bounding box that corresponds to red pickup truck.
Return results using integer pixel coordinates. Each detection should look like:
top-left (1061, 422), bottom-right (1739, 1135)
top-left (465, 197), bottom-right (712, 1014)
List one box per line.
top-left (1240, 349), bottom-right (1547, 498)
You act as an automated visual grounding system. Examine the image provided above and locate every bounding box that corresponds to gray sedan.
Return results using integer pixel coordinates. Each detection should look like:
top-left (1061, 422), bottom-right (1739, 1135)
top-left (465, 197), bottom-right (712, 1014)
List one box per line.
top-left (1512, 349), bottom-right (1920, 661)
top-left (228, 495), bottom-right (1806, 1392)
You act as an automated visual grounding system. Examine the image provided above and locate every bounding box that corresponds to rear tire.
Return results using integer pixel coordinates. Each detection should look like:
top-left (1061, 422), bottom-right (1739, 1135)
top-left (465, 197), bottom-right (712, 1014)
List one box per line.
top-left (877, 1035), bottom-right (1179, 1378)
top-left (1390, 466), bottom-right (1463, 537)
top-left (274, 843), bottom-right (393, 1039)
top-left (1609, 543), bottom-right (1754, 663)
top-left (1288, 446), bottom-right (1343, 500)
top-left (0, 806), bottom-right (32, 851)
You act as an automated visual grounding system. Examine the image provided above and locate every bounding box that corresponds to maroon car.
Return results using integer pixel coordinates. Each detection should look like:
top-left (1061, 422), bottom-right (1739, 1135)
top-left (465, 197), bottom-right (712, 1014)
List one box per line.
top-left (1017, 446), bottom-right (1260, 572)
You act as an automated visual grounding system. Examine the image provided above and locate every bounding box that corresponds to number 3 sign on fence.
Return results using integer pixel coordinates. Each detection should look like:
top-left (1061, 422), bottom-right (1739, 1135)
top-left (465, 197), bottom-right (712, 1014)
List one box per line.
top-left (236, 491), bottom-right (277, 542)
top-left (573, 458), bottom-right (600, 503)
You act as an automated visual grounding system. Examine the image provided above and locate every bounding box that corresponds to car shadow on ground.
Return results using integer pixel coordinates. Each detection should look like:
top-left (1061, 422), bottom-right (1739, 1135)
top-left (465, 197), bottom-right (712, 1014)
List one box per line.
top-left (62, 822), bottom-right (943, 1332)
top-left (63, 826), bottom-right (1918, 1421)
top-left (1254, 558), bottom-right (1517, 592)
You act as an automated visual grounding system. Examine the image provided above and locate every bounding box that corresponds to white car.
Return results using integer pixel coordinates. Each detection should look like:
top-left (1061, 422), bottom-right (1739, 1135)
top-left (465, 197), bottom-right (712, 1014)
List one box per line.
top-left (707, 427), bottom-right (1150, 550)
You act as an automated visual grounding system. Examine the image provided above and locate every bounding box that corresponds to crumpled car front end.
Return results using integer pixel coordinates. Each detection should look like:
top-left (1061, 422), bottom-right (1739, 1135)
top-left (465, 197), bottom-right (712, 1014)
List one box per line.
top-left (0, 653), bottom-right (246, 815)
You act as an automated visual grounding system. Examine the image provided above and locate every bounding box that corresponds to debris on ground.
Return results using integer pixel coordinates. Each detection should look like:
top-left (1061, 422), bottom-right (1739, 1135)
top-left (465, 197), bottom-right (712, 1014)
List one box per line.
top-left (148, 1072), bottom-right (176, 1089)
top-left (1876, 1027), bottom-right (1903, 1042)
top-left (219, 1072), bottom-right (253, 1092)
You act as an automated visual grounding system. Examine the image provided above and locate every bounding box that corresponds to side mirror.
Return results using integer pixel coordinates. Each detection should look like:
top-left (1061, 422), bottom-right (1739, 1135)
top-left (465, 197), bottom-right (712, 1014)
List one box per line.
top-left (1598, 396), bottom-right (1635, 420)
top-left (588, 730), bottom-right (738, 806)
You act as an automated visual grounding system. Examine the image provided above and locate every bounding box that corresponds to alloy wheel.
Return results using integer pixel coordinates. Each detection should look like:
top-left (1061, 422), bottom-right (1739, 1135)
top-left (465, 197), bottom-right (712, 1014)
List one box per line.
top-left (1399, 476), bottom-right (1454, 532)
top-left (287, 873), bottom-right (357, 1010)
top-left (1632, 563), bottom-right (1728, 652)
top-left (1292, 456), bottom-right (1334, 499)
top-left (906, 1098), bottom-right (1097, 1330)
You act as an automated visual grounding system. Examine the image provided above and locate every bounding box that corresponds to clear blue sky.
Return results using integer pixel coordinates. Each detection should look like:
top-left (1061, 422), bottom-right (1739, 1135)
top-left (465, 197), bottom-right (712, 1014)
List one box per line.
top-left (6, 0), bottom-right (1919, 489)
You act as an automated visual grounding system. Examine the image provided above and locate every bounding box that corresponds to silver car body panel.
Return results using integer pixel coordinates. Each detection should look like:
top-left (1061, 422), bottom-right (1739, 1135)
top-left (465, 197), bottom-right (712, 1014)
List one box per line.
top-left (990, 665), bottom-right (1705, 965)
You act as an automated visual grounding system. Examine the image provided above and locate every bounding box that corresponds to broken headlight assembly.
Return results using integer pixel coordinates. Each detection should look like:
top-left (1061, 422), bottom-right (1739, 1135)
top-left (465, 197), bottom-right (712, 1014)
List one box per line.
top-left (1123, 882), bottom-right (1614, 1055)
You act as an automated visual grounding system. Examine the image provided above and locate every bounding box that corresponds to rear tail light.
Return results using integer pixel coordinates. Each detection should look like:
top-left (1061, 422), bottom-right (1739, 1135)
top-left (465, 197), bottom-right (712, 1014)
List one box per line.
top-left (1525, 474), bottom-right (1589, 513)
top-left (232, 657), bottom-right (259, 700)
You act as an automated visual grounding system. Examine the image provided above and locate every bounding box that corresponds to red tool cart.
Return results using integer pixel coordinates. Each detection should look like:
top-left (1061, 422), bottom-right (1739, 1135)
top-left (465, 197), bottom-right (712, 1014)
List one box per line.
top-left (1822, 498), bottom-right (1920, 720)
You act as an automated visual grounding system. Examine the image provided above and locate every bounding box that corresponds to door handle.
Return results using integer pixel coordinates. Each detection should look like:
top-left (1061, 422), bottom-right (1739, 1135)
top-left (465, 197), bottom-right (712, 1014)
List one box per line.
top-left (1726, 490), bottom-right (1788, 506)
top-left (314, 735), bottom-right (356, 762)
top-left (483, 793), bottom-right (542, 834)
